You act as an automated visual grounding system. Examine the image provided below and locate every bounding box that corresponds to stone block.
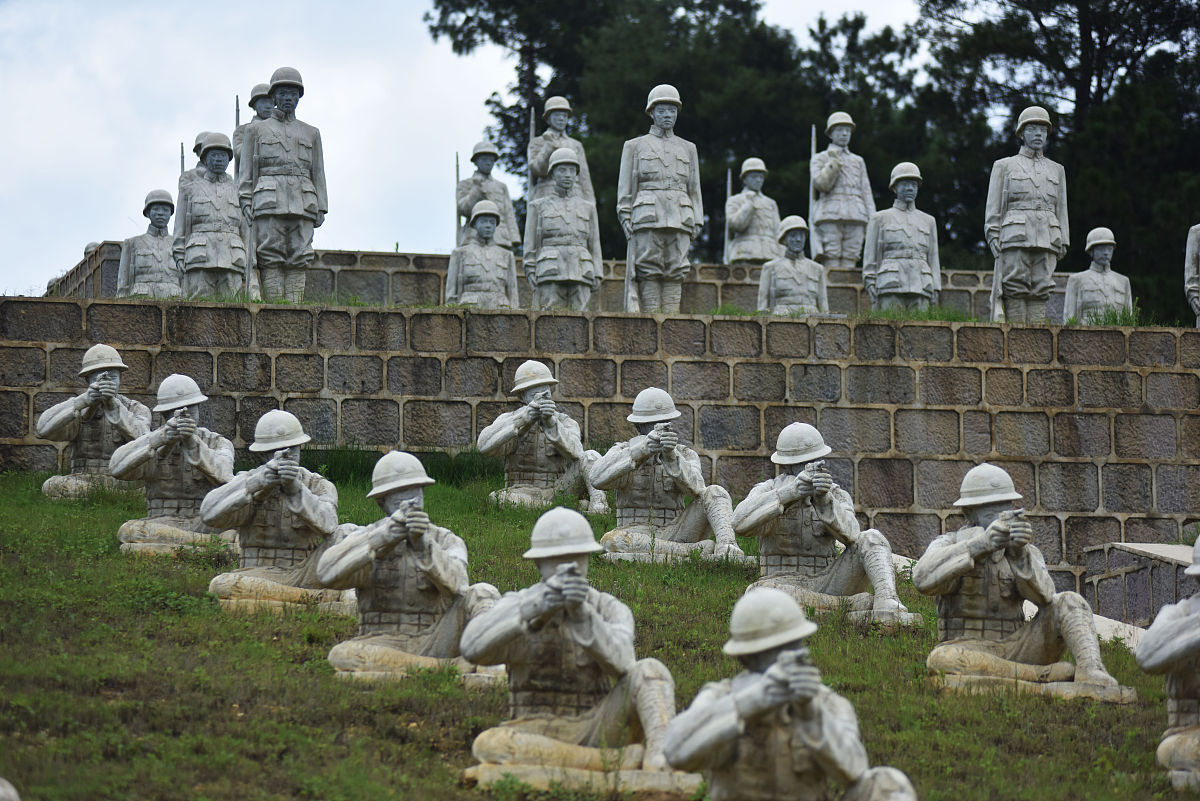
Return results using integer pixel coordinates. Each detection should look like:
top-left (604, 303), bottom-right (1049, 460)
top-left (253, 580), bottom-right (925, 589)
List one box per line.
top-left (1084, 546), bottom-right (1109, 577)
top-left (360, 253), bottom-right (406, 270)
top-left (681, 281), bottom-right (718, 313)
top-left (274, 353), bottom-right (323, 393)
top-left (1124, 517), bottom-right (1179, 544)
top-left (939, 289), bottom-right (972, 316)
top-left (1052, 413), bottom-right (1110, 458)
top-left (899, 325), bottom-right (953, 362)
top-left (340, 399), bottom-right (400, 445)
top-left (873, 512), bottom-right (940, 559)
top-left (620, 360), bottom-right (668, 399)
top-left (328, 355), bottom-right (384, 394)
top-left (467, 314), bottom-right (531, 352)
top-left (1182, 416), bottom-right (1200, 459)
top-left (0, 444), bottom-right (58, 472)
top-left (854, 324), bottom-right (895, 360)
top-left (1026, 369), bottom-right (1074, 407)
top-left (1182, 331), bottom-right (1200, 368)
top-left (587, 403), bottom-right (634, 448)
top-left (994, 412), bottom-right (1049, 456)
top-left (1153, 563), bottom-right (1177, 613)
top-left (304, 269), bottom-right (334, 297)
top-left (283, 398), bottom-right (336, 444)
top-left (387, 356), bottom-right (443, 396)
top-left (1157, 464), bottom-right (1200, 514)
top-left (895, 409), bottom-right (958, 455)
top-left (1039, 462), bottom-right (1098, 512)
top-left (474, 401), bottom-right (510, 436)
top-left (86, 304), bottom-right (161, 345)
top-left (699, 405), bottom-right (760, 451)
top-left (0, 347), bottom-right (45, 387)
top-left (957, 326), bottom-right (1004, 363)
top-left (403, 400), bottom-right (472, 447)
top-left (1058, 329), bottom-right (1125, 366)
top-left (1030, 515), bottom-right (1063, 565)
top-left (0, 300), bottom-right (81, 342)
top-left (535, 316), bottom-right (589, 354)
top-left (1146, 373), bottom-right (1200, 410)
top-left (819, 407), bottom-right (891, 454)
top-left (335, 269), bottom-right (388, 304)
top-left (765, 405), bottom-right (816, 439)
top-left (962, 411), bottom-right (991, 454)
top-left (1077, 371), bottom-right (1141, 408)
top-left (0, 391), bottom-right (28, 438)
top-left (1049, 568), bottom-right (1078, 594)
top-left (597, 279), bottom-right (625, 311)
top-left (710, 320), bottom-right (762, 357)
top-left (1126, 568), bottom-right (1152, 624)
top-left (1129, 331), bottom-right (1177, 367)
top-left (789, 364), bottom-right (841, 403)
top-left (32, 392), bottom-right (75, 417)
top-left (153, 351), bottom-right (213, 387)
top-left (672, 362), bottom-right (728, 400)
top-left (216, 352), bottom-right (272, 392)
top-left (318, 251), bottom-right (359, 268)
top-left (919, 366), bottom-right (981, 405)
top-left (1008, 329), bottom-right (1053, 364)
top-left (715, 456), bottom-right (774, 500)
top-left (1114, 414), bottom-right (1176, 459)
top-left (733, 363), bottom-right (785, 401)
top-left (594, 317), bottom-right (657, 355)
top-left (915, 460), bottom-right (973, 509)
top-left (390, 272), bottom-right (443, 306)
top-left (1097, 575), bottom-right (1124, 619)
top-left (1082, 580), bottom-right (1096, 611)
top-left (825, 458), bottom-right (854, 496)
top-left (1103, 463), bottom-right (1152, 512)
top-left (317, 311), bottom-right (352, 350)
top-left (256, 308), bottom-right (313, 348)
top-left (813, 324), bottom-right (850, 359)
top-left (411, 255), bottom-right (450, 272)
top-left (661, 319), bottom-right (706, 356)
top-left (410, 314), bottom-right (462, 352)
top-left (166, 306), bottom-right (252, 347)
top-left (1109, 548), bottom-right (1140, 570)
top-left (846, 365), bottom-right (914, 404)
top-left (356, 312), bottom-right (408, 351)
top-left (1065, 516), bottom-right (1121, 564)
top-left (204, 396), bottom-right (235, 439)
top-left (558, 359), bottom-right (616, 399)
top-left (827, 286), bottom-right (859, 315)
top-left (857, 459), bottom-right (912, 508)
top-left (236, 396), bottom-right (279, 444)
top-left (766, 322), bottom-right (810, 358)
top-left (443, 357), bottom-right (500, 398)
top-left (722, 284), bottom-right (759, 312)
top-left (985, 368), bottom-right (1023, 405)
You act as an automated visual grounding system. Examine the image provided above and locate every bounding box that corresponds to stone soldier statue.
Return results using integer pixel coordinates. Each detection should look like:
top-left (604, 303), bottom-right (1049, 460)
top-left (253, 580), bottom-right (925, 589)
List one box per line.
top-left (238, 66), bottom-right (328, 303)
top-left (456, 141), bottom-right (520, 249)
top-left (179, 132), bottom-right (212, 195)
top-left (732, 423), bottom-right (921, 628)
top-left (522, 147), bottom-right (603, 311)
top-left (1136, 539), bottom-right (1200, 791)
top-left (174, 133), bottom-right (252, 299)
top-left (617, 84), bottom-right (703, 313)
top-left (35, 345), bottom-right (151, 499)
top-left (446, 200), bottom-right (520, 308)
top-left (863, 162), bottom-right (941, 311)
top-left (110, 374), bottom-right (235, 555)
top-left (201, 410), bottom-right (352, 614)
top-left (810, 112), bottom-right (875, 269)
top-left (233, 83), bottom-right (273, 184)
top-left (985, 106), bottom-right (1069, 324)
top-left (914, 463), bottom-right (1131, 701)
top-left (665, 588), bottom-right (918, 801)
top-left (724, 157), bottom-right (783, 265)
top-left (757, 216), bottom-right (828, 315)
top-left (117, 189), bottom-right (180, 298)
top-left (1063, 227), bottom-right (1132, 322)
top-left (528, 96), bottom-right (595, 205)
top-left (591, 388), bottom-right (744, 561)
top-left (1185, 223), bottom-right (1200, 327)
top-left (461, 507), bottom-right (679, 776)
top-left (477, 360), bottom-right (609, 515)
top-left (316, 451), bottom-right (501, 681)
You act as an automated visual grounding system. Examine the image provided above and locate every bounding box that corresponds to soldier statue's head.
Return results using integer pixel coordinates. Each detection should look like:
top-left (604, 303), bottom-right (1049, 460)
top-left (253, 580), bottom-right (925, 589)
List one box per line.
top-left (471, 141), bottom-right (500, 177)
top-left (645, 84), bottom-right (681, 132)
top-left (469, 200), bottom-right (501, 243)
top-left (201, 133), bottom-right (234, 178)
top-left (269, 66), bottom-right (304, 115)
top-left (627, 387), bottom-right (680, 437)
top-left (548, 147), bottom-right (579, 195)
top-left (248, 83), bottom-right (273, 120)
top-left (367, 451), bottom-right (435, 516)
top-left (510, 360), bottom-right (558, 406)
top-left (153, 373), bottom-right (208, 424)
top-left (771, 423), bottom-right (831, 478)
top-left (825, 111), bottom-right (855, 148)
top-left (79, 344), bottom-right (129, 389)
top-left (249, 409), bottom-right (310, 463)
top-left (142, 189), bottom-right (174, 231)
top-left (192, 131), bottom-right (211, 159)
top-left (740, 157), bottom-right (767, 193)
top-left (1085, 227), bottom-right (1116, 270)
top-left (889, 162), bottom-right (922, 205)
top-left (1015, 106), bottom-right (1051, 153)
top-left (523, 506), bottom-right (603, 581)
top-left (543, 96), bottom-right (572, 134)
top-left (954, 463), bottom-right (1023, 529)
top-left (1186, 537), bottom-right (1200, 588)
top-left (724, 587), bottom-right (818, 672)
top-left (777, 216), bottom-right (809, 258)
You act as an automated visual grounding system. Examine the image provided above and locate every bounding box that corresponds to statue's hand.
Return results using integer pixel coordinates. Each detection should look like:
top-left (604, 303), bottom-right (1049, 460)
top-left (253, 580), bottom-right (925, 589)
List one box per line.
top-left (96, 376), bottom-right (118, 404)
top-left (620, 219), bottom-right (633, 239)
top-left (1006, 518), bottom-right (1032, 553)
top-left (984, 518), bottom-right (1011, 552)
top-left (658, 428), bottom-right (679, 452)
top-left (786, 664), bottom-right (823, 703)
top-left (404, 509), bottom-right (430, 544)
top-left (315, 211), bottom-right (325, 228)
top-left (175, 412), bottom-right (198, 442)
top-left (809, 469), bottom-right (834, 498)
top-left (781, 472), bottom-right (814, 503)
top-left (534, 397), bottom-right (557, 419)
top-left (276, 458), bottom-right (301, 495)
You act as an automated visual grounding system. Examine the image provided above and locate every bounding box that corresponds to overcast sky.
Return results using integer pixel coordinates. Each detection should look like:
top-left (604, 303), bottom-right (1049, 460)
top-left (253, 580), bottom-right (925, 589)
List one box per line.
top-left (0, 0), bottom-right (918, 296)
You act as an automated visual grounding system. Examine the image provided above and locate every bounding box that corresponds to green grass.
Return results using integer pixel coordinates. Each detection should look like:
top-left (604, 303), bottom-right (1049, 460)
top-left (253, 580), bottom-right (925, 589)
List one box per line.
top-left (856, 305), bottom-right (979, 323)
top-left (1065, 300), bottom-right (1157, 328)
top-left (705, 304), bottom-right (756, 316)
top-left (0, 471), bottom-right (1178, 799)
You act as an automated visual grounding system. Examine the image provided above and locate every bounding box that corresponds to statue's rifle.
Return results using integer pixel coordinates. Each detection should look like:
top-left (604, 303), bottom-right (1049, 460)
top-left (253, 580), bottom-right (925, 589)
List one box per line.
top-left (723, 167), bottom-right (732, 265)
top-left (528, 105), bottom-right (536, 196)
top-left (455, 152), bottom-right (462, 244)
top-left (808, 124), bottom-right (817, 259)
top-left (180, 142), bottom-right (185, 175)
top-left (235, 94), bottom-right (240, 130)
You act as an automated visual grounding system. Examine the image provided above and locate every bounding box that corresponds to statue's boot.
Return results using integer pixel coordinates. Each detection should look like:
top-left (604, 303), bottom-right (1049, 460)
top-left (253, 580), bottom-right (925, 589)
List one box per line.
top-left (1003, 297), bottom-right (1027, 324)
top-left (699, 485), bottom-right (739, 555)
top-left (581, 451), bottom-right (610, 515)
top-left (1056, 593), bottom-right (1119, 686)
top-left (928, 644), bottom-right (1075, 682)
top-left (661, 281), bottom-right (683, 314)
top-left (1026, 298), bottom-right (1048, 324)
top-left (638, 279), bottom-right (663, 313)
top-left (472, 728), bottom-right (643, 771)
top-left (631, 658), bottom-right (676, 772)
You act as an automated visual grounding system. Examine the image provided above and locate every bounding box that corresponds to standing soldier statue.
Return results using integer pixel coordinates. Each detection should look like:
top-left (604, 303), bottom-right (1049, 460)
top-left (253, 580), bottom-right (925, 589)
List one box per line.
top-left (174, 133), bottom-right (252, 299)
top-left (523, 147), bottom-right (603, 310)
top-left (528, 96), bottom-right (595, 205)
top-left (446, 200), bottom-right (520, 308)
top-left (1063, 227), bottom-right (1132, 322)
top-left (179, 132), bottom-right (211, 196)
top-left (1186, 221), bottom-right (1200, 327)
top-left (862, 162), bottom-right (941, 311)
top-left (617, 84), bottom-right (703, 313)
top-left (117, 189), bottom-right (180, 298)
top-left (757, 216), bottom-right (828, 316)
top-left (985, 106), bottom-right (1068, 324)
top-left (233, 83), bottom-right (272, 184)
top-left (724, 157), bottom-right (783, 265)
top-left (810, 112), bottom-right (874, 270)
top-left (456, 141), bottom-right (520, 249)
top-left (238, 66), bottom-right (327, 303)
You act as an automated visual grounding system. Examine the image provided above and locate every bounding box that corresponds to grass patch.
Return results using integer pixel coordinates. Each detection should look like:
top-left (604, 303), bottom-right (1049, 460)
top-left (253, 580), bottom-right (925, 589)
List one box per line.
top-left (706, 303), bottom-right (756, 316)
top-left (857, 305), bottom-right (979, 323)
top-left (0, 470), bottom-right (1175, 799)
top-left (1065, 300), bottom-right (1157, 328)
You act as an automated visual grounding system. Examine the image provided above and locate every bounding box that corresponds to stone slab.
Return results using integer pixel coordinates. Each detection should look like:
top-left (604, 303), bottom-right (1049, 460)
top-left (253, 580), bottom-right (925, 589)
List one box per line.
top-left (1110, 542), bottom-right (1193, 566)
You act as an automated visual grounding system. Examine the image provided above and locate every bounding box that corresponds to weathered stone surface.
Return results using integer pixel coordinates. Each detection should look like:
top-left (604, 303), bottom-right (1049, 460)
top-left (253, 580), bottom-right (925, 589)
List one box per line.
top-left (443, 357), bottom-right (500, 397)
top-left (390, 271), bottom-right (443, 306)
top-left (1039, 462), bottom-right (1099, 512)
top-left (895, 409), bottom-right (958, 455)
top-left (1124, 517), bottom-right (1179, 544)
top-left (681, 281), bottom-right (718, 313)
top-left (586, 403), bottom-right (634, 448)
top-left (661, 318), bottom-right (706, 356)
top-left (994, 412), bottom-right (1050, 457)
top-left (1026, 369), bottom-right (1073, 407)
top-left (819, 407), bottom-right (891, 454)
top-left (1125, 567), bottom-right (1152, 624)
top-left (733, 363), bottom-right (785, 401)
top-left (813, 324), bottom-right (850, 359)
top-left (282, 398), bottom-right (336, 443)
top-left (827, 286), bottom-right (858, 315)
top-left (463, 763), bottom-right (703, 796)
top-left (0, 347), bottom-right (45, 387)
top-left (1008, 328), bottom-right (1053, 364)
top-left (256, 308), bottom-right (313, 348)
top-left (328, 355), bottom-right (384, 394)
top-left (167, 306), bottom-right (251, 347)
top-left (216, 352), bottom-right (272, 392)
top-left (336, 269), bottom-right (388, 303)
top-left (710, 320), bottom-right (761, 357)
top-left (387, 356), bottom-right (442, 396)
top-left (854, 324), bottom-right (895, 360)
top-left (915, 459), bottom-right (973, 508)
top-left (558, 359), bottom-right (616, 399)
top-left (205, 395), bottom-right (235, 438)
top-left (0, 444), bottom-right (58, 472)
top-left (317, 311), bottom-right (352, 349)
top-left (962, 410), bottom-right (991, 453)
top-left (984, 368), bottom-right (1023, 405)
top-left (1103, 463), bottom-right (1152, 512)
top-left (900, 325), bottom-right (953, 362)
top-left (467, 314), bottom-right (531, 352)
top-left (1058, 329), bottom-right (1125, 366)
top-left (411, 314), bottom-right (462, 352)
top-left (403, 400), bottom-right (471, 446)
top-left (722, 284), bottom-right (758, 311)
top-left (0, 300), bottom-right (81, 343)
top-left (873, 512), bottom-right (940, 559)
top-left (1065, 516), bottom-right (1120, 564)
top-left (715, 455), bottom-right (774, 500)
top-left (593, 317), bottom-right (657, 355)
top-left (1129, 331), bottom-right (1177, 367)
top-left (957, 326), bottom-right (1004, 363)
top-left (1182, 331), bottom-right (1200, 368)
top-left (535, 316), bottom-right (589, 354)
top-left (0, 391), bottom-right (28, 438)
top-left (919, 366), bottom-right (981, 405)
top-left (305, 269), bottom-right (334, 297)
top-left (699, 405), bottom-right (760, 450)
top-left (789, 364), bottom-right (841, 403)
top-left (1146, 373), bottom-right (1200, 410)
top-left (672, 362), bottom-right (728, 400)
top-left (86, 304), bottom-right (161, 344)
top-left (340, 398), bottom-right (400, 444)
top-left (356, 312), bottom-right (408, 351)
top-left (1049, 567), bottom-right (1077, 594)
top-left (765, 322), bottom-right (810, 358)
top-left (236, 396), bottom-right (278, 443)
top-left (274, 354), bottom-right (323, 393)
top-left (764, 405), bottom-right (816, 439)
top-left (153, 351), bottom-right (213, 387)
top-left (1157, 465), bottom-right (1200, 514)
top-left (1052, 413), bottom-right (1111, 458)
top-left (1153, 563), bottom-right (1178, 613)
top-left (1029, 515), bottom-right (1063, 565)
top-left (846, 365), bottom-right (914, 404)
top-left (993, 460), bottom-right (1035, 504)
top-left (359, 253), bottom-right (405, 270)
top-left (857, 459), bottom-right (912, 508)
top-left (1078, 371), bottom-right (1141, 408)
top-left (620, 361), bottom-right (668, 399)
top-left (1114, 414), bottom-right (1176, 459)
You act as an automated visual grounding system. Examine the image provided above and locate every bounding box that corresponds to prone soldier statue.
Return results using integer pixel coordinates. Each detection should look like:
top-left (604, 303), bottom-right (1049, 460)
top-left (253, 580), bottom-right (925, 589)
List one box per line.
top-left (724, 157), bottom-right (783, 265)
top-left (863, 162), bottom-right (941, 311)
top-left (174, 133), bottom-right (252, 298)
top-left (757, 216), bottom-right (828, 315)
top-left (528, 96), bottom-right (595, 205)
top-left (456, 141), bottom-right (520, 249)
top-left (117, 190), bottom-right (179, 298)
top-left (810, 112), bottom-right (874, 270)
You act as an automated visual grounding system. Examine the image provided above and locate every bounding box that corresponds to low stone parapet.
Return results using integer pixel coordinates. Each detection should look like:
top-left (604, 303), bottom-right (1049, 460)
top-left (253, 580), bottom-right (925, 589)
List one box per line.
top-left (1081, 542), bottom-right (1194, 626)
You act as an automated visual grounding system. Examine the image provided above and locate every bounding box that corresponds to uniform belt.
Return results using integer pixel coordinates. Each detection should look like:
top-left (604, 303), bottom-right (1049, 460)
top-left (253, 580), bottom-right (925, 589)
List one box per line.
top-left (882, 249), bottom-right (922, 259)
top-left (541, 237), bottom-right (586, 247)
top-left (191, 222), bottom-right (240, 234)
top-left (1008, 202), bottom-right (1052, 211)
top-left (637, 180), bottom-right (687, 191)
top-left (259, 167), bottom-right (309, 177)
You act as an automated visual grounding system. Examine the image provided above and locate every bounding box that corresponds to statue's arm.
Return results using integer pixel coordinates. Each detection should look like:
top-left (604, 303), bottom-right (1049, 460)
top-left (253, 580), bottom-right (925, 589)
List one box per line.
top-left (172, 185), bottom-right (190, 266)
top-left (541, 412), bottom-right (584, 461)
top-left (577, 145), bottom-right (596, 205)
top-left (812, 152), bottom-right (841, 194)
top-left (311, 129), bottom-right (328, 216)
top-left (527, 135), bottom-right (552, 179)
top-left (927, 214), bottom-right (942, 296)
top-left (589, 441), bottom-right (639, 491)
top-left (802, 691), bottom-right (869, 787)
top-left (569, 591), bottom-right (636, 674)
top-left (504, 249), bottom-right (520, 306)
top-left (502, 191), bottom-right (520, 245)
top-left (476, 408), bottom-right (526, 457)
top-left (663, 445), bottom-right (707, 496)
top-left (1136, 599), bottom-right (1200, 674)
top-left (1185, 227), bottom-right (1200, 310)
top-left (913, 533), bottom-right (979, 595)
top-left (586, 202), bottom-right (603, 280)
top-left (460, 589), bottom-right (526, 666)
top-left (756, 262), bottom-right (773, 312)
top-left (732, 480), bottom-right (783, 536)
top-left (35, 393), bottom-right (88, 441)
top-left (200, 469), bottom-right (260, 529)
top-left (812, 486), bottom-right (862, 547)
top-left (1056, 163), bottom-right (1069, 254)
top-left (315, 521), bottom-right (380, 589)
top-left (187, 432), bottom-right (235, 485)
top-left (663, 682), bottom-right (740, 772)
top-left (445, 248), bottom-right (463, 304)
top-left (726, 194), bottom-right (753, 232)
top-left (616, 141), bottom-right (637, 230)
top-left (687, 142), bottom-right (703, 234)
top-left (523, 202), bottom-right (540, 283)
top-left (983, 162), bottom-right (1006, 255)
top-left (108, 430), bottom-right (158, 480)
top-left (857, 159), bottom-right (874, 211)
top-left (1010, 545), bottom-right (1055, 605)
top-left (455, 178), bottom-right (481, 217)
top-left (237, 125), bottom-right (258, 213)
top-left (420, 527), bottom-right (470, 595)
top-left (117, 240), bottom-right (133, 296)
top-left (1121, 275), bottom-right (1133, 313)
top-left (1063, 275), bottom-right (1079, 321)
top-left (285, 474), bottom-right (339, 535)
top-left (816, 261), bottom-right (829, 313)
top-left (862, 214), bottom-right (881, 293)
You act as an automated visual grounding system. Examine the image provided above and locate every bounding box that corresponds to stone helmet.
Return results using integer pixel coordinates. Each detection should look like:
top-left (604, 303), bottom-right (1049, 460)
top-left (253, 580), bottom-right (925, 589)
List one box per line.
top-left (543, 95), bottom-right (572, 120)
top-left (548, 147), bottom-right (580, 173)
top-left (153, 373), bottom-right (207, 413)
top-left (644, 84), bottom-right (682, 115)
top-left (0, 777), bottom-right (19, 801)
top-left (84, 242), bottom-right (100, 257)
top-left (777, 215), bottom-right (809, 243)
top-left (200, 132), bottom-right (234, 160)
top-left (192, 131), bottom-right (212, 156)
top-left (954, 463), bottom-right (1022, 507)
top-left (1085, 227), bottom-right (1117, 253)
top-left (367, 450), bottom-right (435, 499)
top-left (269, 66), bottom-right (304, 97)
top-left (522, 506), bottom-right (604, 560)
top-left (724, 587), bottom-right (818, 656)
top-left (248, 83), bottom-right (271, 106)
top-left (469, 199), bottom-right (501, 225)
top-left (889, 162), bottom-right (923, 189)
top-left (825, 111), bottom-right (855, 135)
top-left (1015, 105), bottom-right (1052, 135)
top-left (78, 344), bottom-right (128, 376)
top-left (470, 140), bottom-right (500, 163)
top-left (627, 387), bottom-right (680, 424)
top-left (249, 409), bottom-right (310, 452)
top-left (511, 360), bottom-right (557, 394)
top-left (1186, 538), bottom-right (1200, 577)
top-left (740, 157), bottom-right (767, 178)
top-left (771, 423), bottom-right (831, 465)
top-left (142, 189), bottom-right (174, 217)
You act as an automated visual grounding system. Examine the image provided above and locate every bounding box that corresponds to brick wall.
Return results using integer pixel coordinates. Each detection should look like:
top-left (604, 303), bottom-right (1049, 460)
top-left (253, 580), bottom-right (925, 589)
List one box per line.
top-left (2, 297), bottom-right (1191, 587)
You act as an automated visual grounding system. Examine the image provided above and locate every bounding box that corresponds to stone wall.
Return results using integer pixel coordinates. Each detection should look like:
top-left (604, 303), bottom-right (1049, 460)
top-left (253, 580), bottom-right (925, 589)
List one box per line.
top-left (2, 297), bottom-right (1194, 589)
top-left (1081, 543), bottom-right (1194, 626)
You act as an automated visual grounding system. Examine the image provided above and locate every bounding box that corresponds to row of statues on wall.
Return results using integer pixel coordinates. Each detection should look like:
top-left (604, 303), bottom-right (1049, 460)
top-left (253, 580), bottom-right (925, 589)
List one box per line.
top-left (32, 345), bottom-right (1200, 793)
